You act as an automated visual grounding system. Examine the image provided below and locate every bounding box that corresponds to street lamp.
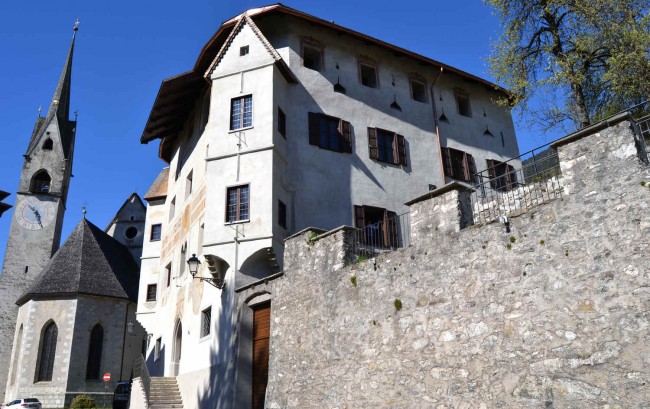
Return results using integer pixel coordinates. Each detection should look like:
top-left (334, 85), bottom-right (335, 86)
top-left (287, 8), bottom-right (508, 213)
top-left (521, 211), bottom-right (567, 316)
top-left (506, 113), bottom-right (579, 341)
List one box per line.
top-left (187, 254), bottom-right (225, 289)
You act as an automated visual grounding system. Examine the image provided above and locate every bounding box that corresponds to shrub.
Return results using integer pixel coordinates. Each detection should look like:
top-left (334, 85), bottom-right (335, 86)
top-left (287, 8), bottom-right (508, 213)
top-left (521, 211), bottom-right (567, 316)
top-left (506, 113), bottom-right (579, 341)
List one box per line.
top-left (70, 395), bottom-right (97, 409)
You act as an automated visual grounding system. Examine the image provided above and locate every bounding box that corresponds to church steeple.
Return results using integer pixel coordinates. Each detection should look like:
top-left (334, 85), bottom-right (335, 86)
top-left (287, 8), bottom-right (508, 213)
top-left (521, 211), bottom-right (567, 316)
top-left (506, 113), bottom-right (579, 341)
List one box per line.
top-left (26, 22), bottom-right (78, 158)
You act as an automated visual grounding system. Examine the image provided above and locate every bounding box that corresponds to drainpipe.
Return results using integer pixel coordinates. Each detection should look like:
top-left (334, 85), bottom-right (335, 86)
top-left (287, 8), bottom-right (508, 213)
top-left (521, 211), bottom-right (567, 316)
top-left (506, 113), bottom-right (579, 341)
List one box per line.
top-left (430, 67), bottom-right (445, 185)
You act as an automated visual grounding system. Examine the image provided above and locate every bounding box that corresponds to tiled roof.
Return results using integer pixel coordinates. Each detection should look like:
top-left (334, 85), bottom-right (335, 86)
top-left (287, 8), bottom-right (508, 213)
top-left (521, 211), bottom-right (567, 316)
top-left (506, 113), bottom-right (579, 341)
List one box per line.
top-left (143, 168), bottom-right (169, 201)
top-left (17, 218), bottom-right (140, 305)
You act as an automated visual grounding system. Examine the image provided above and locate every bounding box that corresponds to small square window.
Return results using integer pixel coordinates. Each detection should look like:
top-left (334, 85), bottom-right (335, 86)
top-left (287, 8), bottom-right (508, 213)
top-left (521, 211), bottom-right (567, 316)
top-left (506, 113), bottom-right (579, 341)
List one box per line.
top-left (302, 43), bottom-right (323, 71)
top-left (154, 338), bottom-right (162, 361)
top-left (179, 242), bottom-right (187, 276)
top-left (146, 284), bottom-right (157, 302)
top-left (240, 46), bottom-right (249, 56)
top-left (359, 63), bottom-right (378, 88)
top-left (455, 91), bottom-right (472, 117)
top-left (278, 108), bottom-right (286, 138)
top-left (150, 224), bottom-right (162, 241)
top-left (230, 95), bottom-right (253, 130)
top-left (185, 170), bottom-right (193, 199)
top-left (278, 200), bottom-right (287, 229)
top-left (201, 307), bottom-right (212, 338)
top-left (165, 263), bottom-right (172, 287)
top-left (169, 197), bottom-right (176, 222)
top-left (410, 80), bottom-right (427, 103)
top-left (226, 185), bottom-right (249, 223)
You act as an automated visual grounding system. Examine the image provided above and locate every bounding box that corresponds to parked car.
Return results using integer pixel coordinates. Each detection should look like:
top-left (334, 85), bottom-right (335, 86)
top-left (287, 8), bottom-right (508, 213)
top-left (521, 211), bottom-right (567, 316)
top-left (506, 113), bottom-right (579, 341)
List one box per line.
top-left (112, 381), bottom-right (131, 409)
top-left (4, 399), bottom-right (41, 409)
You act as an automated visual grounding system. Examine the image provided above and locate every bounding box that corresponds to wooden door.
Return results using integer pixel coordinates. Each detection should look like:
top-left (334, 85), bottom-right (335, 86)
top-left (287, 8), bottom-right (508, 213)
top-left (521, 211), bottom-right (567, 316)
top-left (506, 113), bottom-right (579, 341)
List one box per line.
top-left (252, 302), bottom-right (271, 409)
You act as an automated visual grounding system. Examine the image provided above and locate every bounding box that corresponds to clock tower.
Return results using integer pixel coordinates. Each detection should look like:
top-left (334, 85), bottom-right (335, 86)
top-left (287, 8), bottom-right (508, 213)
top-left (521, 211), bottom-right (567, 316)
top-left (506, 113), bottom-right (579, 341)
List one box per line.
top-left (0, 25), bottom-right (78, 401)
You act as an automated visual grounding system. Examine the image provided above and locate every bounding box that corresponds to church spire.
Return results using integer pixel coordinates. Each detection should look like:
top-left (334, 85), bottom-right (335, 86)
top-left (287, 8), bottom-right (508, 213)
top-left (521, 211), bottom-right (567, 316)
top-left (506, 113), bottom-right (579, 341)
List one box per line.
top-left (45, 20), bottom-right (78, 122)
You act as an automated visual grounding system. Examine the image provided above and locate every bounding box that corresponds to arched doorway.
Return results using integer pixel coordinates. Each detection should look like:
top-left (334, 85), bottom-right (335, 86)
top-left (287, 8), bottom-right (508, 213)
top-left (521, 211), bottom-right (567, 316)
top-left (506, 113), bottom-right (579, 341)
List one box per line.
top-left (172, 320), bottom-right (182, 376)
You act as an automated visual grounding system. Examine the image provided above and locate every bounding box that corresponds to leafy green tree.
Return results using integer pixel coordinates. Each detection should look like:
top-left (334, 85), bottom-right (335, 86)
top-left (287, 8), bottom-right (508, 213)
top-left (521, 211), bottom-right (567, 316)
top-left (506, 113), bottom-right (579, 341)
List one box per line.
top-left (486, 0), bottom-right (650, 129)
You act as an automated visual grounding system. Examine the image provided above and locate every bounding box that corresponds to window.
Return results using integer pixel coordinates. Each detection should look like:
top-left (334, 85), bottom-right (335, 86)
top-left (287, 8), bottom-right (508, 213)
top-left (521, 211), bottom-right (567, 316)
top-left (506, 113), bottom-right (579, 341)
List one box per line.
top-left (278, 108), bottom-right (286, 138)
top-left (240, 45), bottom-right (249, 56)
top-left (441, 147), bottom-right (477, 183)
top-left (179, 242), bottom-right (187, 276)
top-left (226, 185), bottom-right (249, 223)
top-left (410, 80), bottom-right (427, 103)
top-left (146, 284), bottom-right (157, 302)
top-left (154, 337), bottom-right (161, 361)
top-left (367, 128), bottom-right (407, 165)
top-left (85, 324), bottom-right (103, 380)
top-left (30, 170), bottom-right (51, 193)
top-left (278, 200), bottom-right (287, 229)
top-left (36, 321), bottom-right (57, 382)
top-left (230, 95), bottom-right (253, 130)
top-left (455, 90), bottom-right (472, 117)
top-left (198, 223), bottom-right (205, 255)
top-left (308, 113), bottom-right (352, 153)
top-left (359, 63), bottom-right (378, 88)
top-left (165, 263), bottom-right (172, 287)
top-left (150, 224), bottom-right (162, 241)
top-left (201, 307), bottom-right (212, 338)
top-left (487, 159), bottom-right (518, 192)
top-left (302, 43), bottom-right (323, 71)
top-left (185, 170), bottom-right (193, 199)
top-left (43, 138), bottom-right (53, 150)
top-left (354, 205), bottom-right (399, 248)
top-left (169, 197), bottom-right (176, 222)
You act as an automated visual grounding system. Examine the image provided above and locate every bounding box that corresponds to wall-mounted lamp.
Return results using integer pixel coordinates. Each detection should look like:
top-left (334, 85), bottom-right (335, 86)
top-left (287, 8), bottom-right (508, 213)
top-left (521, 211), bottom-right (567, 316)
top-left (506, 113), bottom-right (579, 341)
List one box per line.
top-left (187, 254), bottom-right (225, 289)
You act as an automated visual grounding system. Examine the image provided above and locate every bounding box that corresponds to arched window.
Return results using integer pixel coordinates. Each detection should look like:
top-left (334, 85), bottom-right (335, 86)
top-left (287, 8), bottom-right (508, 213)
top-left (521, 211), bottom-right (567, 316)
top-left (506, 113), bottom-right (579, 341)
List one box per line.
top-left (30, 170), bottom-right (51, 193)
top-left (86, 324), bottom-right (104, 380)
top-left (42, 138), bottom-right (53, 150)
top-left (10, 324), bottom-right (23, 385)
top-left (36, 321), bottom-right (57, 382)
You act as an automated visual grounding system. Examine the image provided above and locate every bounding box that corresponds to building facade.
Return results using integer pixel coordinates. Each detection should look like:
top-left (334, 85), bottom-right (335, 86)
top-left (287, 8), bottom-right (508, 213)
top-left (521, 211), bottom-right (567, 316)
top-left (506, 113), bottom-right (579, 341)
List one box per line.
top-left (136, 5), bottom-right (521, 409)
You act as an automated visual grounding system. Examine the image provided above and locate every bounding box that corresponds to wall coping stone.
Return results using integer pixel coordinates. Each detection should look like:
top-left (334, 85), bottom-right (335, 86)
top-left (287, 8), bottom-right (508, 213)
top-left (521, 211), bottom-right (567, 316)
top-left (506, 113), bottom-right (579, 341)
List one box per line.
top-left (404, 181), bottom-right (474, 206)
top-left (235, 272), bottom-right (284, 293)
top-left (284, 226), bottom-right (327, 241)
top-left (550, 112), bottom-right (631, 148)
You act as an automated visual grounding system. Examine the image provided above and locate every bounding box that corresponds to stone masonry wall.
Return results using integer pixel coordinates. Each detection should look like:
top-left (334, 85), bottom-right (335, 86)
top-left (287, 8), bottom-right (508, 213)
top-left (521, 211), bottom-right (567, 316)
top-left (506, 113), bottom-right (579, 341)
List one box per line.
top-left (265, 119), bottom-right (650, 408)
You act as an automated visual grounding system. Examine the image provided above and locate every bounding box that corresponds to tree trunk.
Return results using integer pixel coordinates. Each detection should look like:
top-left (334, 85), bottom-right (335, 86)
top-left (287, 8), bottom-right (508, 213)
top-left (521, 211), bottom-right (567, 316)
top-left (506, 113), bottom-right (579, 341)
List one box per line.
top-left (570, 81), bottom-right (591, 128)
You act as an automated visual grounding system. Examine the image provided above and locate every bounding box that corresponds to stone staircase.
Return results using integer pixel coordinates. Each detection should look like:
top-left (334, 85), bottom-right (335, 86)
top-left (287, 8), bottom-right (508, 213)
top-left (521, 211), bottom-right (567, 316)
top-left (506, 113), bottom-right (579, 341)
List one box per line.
top-left (149, 377), bottom-right (183, 409)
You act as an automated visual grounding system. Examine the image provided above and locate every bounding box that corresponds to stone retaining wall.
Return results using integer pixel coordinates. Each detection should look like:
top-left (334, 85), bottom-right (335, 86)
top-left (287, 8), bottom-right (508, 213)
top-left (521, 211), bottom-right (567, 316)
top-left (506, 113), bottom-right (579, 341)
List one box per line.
top-left (265, 118), bottom-right (650, 408)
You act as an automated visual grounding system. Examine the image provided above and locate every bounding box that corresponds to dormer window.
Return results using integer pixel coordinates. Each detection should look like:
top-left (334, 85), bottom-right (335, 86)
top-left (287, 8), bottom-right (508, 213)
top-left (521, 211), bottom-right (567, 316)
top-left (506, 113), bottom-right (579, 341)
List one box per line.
top-left (30, 170), bottom-right (51, 193)
top-left (42, 139), bottom-right (53, 150)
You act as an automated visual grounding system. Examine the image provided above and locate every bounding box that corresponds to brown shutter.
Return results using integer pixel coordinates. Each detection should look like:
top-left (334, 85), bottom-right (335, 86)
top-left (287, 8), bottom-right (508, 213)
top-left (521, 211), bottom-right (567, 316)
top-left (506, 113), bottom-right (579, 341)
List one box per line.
top-left (506, 164), bottom-right (517, 188)
top-left (340, 120), bottom-right (352, 153)
top-left (367, 128), bottom-right (378, 159)
top-left (467, 154), bottom-right (477, 184)
top-left (354, 205), bottom-right (365, 229)
top-left (462, 153), bottom-right (471, 181)
top-left (441, 147), bottom-right (453, 179)
top-left (486, 159), bottom-right (497, 189)
top-left (308, 112), bottom-right (320, 146)
top-left (252, 303), bottom-right (271, 409)
top-left (385, 210), bottom-right (398, 248)
top-left (396, 134), bottom-right (406, 165)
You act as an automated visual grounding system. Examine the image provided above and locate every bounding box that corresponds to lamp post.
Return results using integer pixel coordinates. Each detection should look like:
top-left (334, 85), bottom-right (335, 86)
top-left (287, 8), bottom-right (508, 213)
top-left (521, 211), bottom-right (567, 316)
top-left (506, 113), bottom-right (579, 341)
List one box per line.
top-left (187, 254), bottom-right (225, 289)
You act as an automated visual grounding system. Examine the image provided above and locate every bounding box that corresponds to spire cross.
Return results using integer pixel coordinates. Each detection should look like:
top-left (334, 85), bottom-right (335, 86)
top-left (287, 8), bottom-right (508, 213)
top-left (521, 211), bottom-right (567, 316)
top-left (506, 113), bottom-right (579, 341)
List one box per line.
top-left (82, 201), bottom-right (88, 219)
top-left (74, 18), bottom-right (80, 31)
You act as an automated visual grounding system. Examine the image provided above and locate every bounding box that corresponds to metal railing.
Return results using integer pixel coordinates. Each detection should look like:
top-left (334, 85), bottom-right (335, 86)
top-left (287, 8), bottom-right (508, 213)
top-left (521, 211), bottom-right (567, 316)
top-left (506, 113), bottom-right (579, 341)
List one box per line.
top-left (471, 144), bottom-right (563, 225)
top-left (349, 212), bottom-right (411, 262)
top-left (133, 355), bottom-right (151, 404)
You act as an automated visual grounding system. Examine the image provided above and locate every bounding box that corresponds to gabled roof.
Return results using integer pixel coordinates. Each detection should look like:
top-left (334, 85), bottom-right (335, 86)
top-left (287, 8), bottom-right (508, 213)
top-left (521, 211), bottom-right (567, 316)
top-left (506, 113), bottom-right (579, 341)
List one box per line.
top-left (143, 168), bottom-right (170, 202)
top-left (104, 193), bottom-right (146, 232)
top-left (17, 218), bottom-right (140, 305)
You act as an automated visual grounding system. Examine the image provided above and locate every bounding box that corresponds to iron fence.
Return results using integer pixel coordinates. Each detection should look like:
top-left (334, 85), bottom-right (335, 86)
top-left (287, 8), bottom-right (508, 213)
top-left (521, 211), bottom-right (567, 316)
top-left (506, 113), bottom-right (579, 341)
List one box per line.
top-left (133, 355), bottom-right (151, 404)
top-left (471, 145), bottom-right (563, 225)
top-left (349, 212), bottom-right (411, 263)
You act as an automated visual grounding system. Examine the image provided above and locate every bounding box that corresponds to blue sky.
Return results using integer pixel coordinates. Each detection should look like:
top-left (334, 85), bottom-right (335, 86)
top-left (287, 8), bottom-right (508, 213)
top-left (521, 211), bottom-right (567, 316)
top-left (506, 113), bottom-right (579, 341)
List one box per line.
top-left (0, 0), bottom-right (560, 264)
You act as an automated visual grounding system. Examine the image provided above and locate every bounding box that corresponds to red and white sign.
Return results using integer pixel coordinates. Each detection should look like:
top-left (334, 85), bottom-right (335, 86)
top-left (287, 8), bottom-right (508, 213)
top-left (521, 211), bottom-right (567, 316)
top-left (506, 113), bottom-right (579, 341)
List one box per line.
top-left (103, 373), bottom-right (111, 382)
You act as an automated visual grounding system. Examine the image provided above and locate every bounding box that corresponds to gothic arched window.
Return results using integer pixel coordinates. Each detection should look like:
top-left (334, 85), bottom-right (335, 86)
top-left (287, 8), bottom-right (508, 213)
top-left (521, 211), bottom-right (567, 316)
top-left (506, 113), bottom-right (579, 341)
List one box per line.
top-left (36, 321), bottom-right (57, 382)
top-left (30, 170), bottom-right (51, 193)
top-left (85, 324), bottom-right (104, 380)
top-left (43, 138), bottom-right (53, 150)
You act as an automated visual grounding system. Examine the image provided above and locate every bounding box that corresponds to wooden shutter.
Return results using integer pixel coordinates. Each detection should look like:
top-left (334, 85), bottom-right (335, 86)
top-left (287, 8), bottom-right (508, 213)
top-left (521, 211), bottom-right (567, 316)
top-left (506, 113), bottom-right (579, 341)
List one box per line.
top-left (385, 210), bottom-right (398, 248)
top-left (367, 128), bottom-right (378, 159)
top-left (441, 148), bottom-right (453, 179)
top-left (340, 120), bottom-right (352, 153)
top-left (506, 164), bottom-right (517, 189)
top-left (354, 205), bottom-right (365, 229)
top-left (252, 303), bottom-right (271, 409)
top-left (308, 112), bottom-right (320, 146)
top-left (462, 153), bottom-right (471, 181)
top-left (396, 135), bottom-right (407, 165)
top-left (486, 160), bottom-right (497, 189)
top-left (467, 154), bottom-right (477, 184)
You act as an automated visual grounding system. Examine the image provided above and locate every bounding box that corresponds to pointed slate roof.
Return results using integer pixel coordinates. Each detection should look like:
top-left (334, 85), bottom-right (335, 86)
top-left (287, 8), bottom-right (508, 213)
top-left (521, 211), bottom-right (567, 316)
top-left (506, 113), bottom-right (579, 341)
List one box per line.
top-left (17, 218), bottom-right (139, 305)
top-left (26, 28), bottom-right (77, 159)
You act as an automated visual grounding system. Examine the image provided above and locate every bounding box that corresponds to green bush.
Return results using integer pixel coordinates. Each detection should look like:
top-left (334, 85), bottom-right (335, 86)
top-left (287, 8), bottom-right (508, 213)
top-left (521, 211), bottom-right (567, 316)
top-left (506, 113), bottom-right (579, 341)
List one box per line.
top-left (69, 395), bottom-right (97, 409)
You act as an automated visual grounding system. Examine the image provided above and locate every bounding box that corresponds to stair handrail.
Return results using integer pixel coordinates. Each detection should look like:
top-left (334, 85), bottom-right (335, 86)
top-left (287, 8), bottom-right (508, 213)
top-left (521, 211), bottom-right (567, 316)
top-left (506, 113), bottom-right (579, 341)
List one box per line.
top-left (133, 355), bottom-right (151, 404)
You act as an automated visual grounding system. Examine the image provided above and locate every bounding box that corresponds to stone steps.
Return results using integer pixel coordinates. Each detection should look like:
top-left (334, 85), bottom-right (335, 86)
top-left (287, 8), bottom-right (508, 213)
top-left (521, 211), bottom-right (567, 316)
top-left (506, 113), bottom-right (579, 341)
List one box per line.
top-left (149, 376), bottom-right (183, 409)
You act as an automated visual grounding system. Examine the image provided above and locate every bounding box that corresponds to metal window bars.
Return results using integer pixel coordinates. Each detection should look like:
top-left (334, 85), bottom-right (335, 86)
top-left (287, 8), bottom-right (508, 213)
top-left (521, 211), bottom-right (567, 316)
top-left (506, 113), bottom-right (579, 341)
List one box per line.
top-left (349, 212), bottom-right (411, 263)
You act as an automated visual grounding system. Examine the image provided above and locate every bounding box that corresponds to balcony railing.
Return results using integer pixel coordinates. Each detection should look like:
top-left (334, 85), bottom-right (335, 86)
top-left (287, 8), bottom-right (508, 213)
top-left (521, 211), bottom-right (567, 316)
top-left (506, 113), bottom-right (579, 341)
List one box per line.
top-left (349, 212), bottom-right (411, 262)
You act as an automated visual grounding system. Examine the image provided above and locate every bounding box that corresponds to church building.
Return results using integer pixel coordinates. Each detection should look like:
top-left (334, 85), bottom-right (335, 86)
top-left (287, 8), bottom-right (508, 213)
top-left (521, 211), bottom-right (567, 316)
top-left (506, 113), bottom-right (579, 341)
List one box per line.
top-left (134, 4), bottom-right (521, 409)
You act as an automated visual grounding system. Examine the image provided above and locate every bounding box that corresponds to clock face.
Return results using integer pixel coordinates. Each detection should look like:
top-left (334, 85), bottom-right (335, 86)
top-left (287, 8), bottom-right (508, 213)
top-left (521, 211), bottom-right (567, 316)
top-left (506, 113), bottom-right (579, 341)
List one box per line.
top-left (15, 196), bottom-right (57, 230)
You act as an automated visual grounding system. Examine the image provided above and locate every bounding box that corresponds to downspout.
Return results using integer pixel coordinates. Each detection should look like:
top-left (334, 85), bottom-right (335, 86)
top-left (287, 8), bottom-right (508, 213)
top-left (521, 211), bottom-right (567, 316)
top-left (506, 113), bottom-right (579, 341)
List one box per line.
top-left (430, 67), bottom-right (445, 185)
